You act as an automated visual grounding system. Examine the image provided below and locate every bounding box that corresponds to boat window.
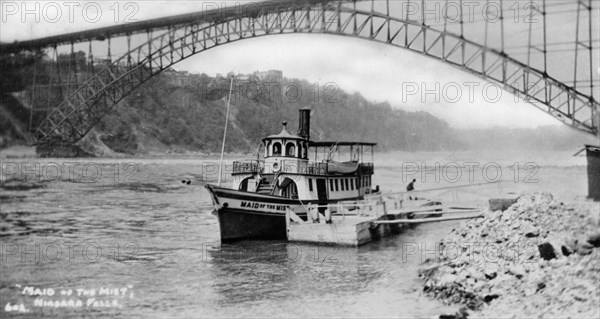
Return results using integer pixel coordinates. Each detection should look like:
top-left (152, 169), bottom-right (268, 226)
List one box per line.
top-left (330, 179), bottom-right (334, 191)
top-left (273, 142), bottom-right (281, 156)
top-left (345, 179), bottom-right (349, 191)
top-left (335, 179), bottom-right (339, 192)
top-left (309, 178), bottom-right (313, 192)
top-left (286, 143), bottom-right (295, 157)
top-left (341, 179), bottom-right (345, 191)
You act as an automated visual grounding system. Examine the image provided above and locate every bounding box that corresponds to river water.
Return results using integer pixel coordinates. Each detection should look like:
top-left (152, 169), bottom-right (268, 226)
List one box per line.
top-left (0, 151), bottom-right (589, 317)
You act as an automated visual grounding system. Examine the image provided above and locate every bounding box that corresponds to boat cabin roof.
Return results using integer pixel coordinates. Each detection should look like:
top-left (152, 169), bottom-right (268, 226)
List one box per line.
top-left (309, 141), bottom-right (377, 147)
top-left (261, 126), bottom-right (306, 142)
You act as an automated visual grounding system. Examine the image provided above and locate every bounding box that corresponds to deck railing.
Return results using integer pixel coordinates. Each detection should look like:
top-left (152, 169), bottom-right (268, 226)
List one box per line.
top-left (280, 160), bottom-right (328, 175)
top-left (232, 160), bottom-right (260, 174)
top-left (233, 160), bottom-right (372, 176)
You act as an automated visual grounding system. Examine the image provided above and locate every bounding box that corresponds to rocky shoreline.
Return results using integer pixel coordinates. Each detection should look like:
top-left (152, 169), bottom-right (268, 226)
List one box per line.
top-left (420, 193), bottom-right (600, 318)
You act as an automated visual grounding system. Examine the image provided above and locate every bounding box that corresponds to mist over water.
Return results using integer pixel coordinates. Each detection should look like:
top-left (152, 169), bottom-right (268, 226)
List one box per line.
top-left (0, 150), bottom-right (588, 317)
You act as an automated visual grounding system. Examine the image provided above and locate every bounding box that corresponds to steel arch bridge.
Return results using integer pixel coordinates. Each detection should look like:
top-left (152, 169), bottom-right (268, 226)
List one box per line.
top-left (1, 0), bottom-right (598, 145)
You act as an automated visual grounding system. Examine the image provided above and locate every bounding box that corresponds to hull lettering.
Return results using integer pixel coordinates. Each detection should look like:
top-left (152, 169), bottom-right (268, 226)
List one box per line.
top-left (240, 201), bottom-right (289, 211)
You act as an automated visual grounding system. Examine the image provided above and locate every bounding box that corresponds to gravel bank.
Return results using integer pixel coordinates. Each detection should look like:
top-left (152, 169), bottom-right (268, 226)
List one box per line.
top-left (420, 193), bottom-right (600, 318)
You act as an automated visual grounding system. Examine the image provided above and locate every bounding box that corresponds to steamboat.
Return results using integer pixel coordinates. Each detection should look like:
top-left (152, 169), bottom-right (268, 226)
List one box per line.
top-left (205, 109), bottom-right (378, 241)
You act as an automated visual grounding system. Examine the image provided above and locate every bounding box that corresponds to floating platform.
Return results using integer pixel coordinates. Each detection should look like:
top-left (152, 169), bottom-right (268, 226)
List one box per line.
top-left (286, 197), bottom-right (483, 246)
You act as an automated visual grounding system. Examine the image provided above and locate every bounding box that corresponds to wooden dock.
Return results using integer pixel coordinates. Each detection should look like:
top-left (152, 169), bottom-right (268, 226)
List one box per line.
top-left (286, 184), bottom-right (493, 246)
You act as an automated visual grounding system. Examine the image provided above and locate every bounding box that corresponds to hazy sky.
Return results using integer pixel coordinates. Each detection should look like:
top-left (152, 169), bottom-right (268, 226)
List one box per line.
top-left (1, 0), bottom-right (588, 129)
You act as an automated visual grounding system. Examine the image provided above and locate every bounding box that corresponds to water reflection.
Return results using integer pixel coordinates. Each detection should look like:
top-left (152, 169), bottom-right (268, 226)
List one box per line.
top-left (205, 241), bottom-right (387, 304)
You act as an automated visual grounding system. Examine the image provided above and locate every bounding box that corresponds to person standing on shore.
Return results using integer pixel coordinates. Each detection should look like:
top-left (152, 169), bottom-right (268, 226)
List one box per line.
top-left (406, 179), bottom-right (416, 191)
top-left (406, 179), bottom-right (416, 200)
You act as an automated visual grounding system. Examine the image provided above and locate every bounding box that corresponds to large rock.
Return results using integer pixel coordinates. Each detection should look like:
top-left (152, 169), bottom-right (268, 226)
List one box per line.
top-left (439, 307), bottom-right (469, 319)
top-left (538, 242), bottom-right (557, 260)
top-left (587, 232), bottom-right (600, 247)
top-left (522, 223), bottom-right (540, 238)
top-left (483, 266), bottom-right (498, 280)
top-left (575, 239), bottom-right (593, 255)
top-left (564, 236), bottom-right (595, 255)
top-left (507, 264), bottom-right (526, 279)
top-left (489, 197), bottom-right (519, 212)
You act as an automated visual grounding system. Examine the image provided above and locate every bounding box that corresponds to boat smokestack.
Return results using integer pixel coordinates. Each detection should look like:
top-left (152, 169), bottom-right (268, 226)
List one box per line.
top-left (298, 108), bottom-right (310, 140)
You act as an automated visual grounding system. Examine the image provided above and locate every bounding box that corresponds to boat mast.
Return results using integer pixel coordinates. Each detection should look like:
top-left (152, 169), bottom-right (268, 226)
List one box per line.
top-left (218, 76), bottom-right (235, 186)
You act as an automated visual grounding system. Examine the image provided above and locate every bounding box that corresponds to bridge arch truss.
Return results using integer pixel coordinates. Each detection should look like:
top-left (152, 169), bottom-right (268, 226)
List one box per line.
top-left (1, 0), bottom-right (598, 144)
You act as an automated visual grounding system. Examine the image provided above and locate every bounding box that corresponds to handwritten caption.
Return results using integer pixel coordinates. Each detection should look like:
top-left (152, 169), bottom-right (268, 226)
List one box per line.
top-left (4, 284), bottom-right (134, 313)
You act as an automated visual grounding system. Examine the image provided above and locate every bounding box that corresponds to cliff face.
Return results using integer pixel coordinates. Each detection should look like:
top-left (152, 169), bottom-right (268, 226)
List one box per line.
top-left (1, 71), bottom-right (464, 156)
top-left (1, 51), bottom-right (595, 156)
top-left (2, 68), bottom-right (595, 157)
